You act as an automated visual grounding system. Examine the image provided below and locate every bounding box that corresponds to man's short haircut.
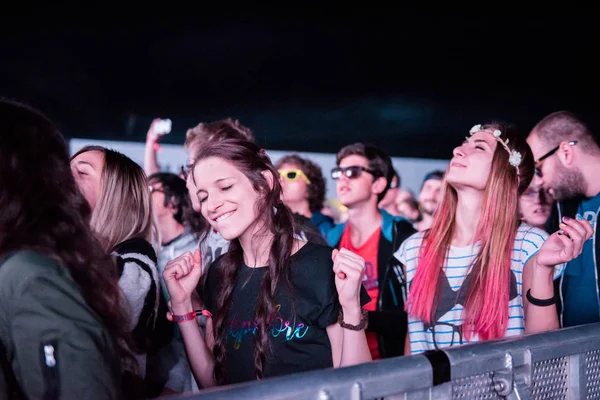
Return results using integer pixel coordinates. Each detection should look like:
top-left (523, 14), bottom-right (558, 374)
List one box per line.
top-left (336, 143), bottom-right (394, 202)
top-left (531, 111), bottom-right (598, 154)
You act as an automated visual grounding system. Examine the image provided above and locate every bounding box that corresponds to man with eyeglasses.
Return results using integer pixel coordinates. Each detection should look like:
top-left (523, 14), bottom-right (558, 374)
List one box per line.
top-left (326, 143), bottom-right (415, 360)
top-left (527, 111), bottom-right (600, 328)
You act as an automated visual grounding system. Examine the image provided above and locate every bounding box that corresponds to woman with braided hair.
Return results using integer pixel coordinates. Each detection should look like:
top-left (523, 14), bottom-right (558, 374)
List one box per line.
top-left (164, 138), bottom-right (372, 387)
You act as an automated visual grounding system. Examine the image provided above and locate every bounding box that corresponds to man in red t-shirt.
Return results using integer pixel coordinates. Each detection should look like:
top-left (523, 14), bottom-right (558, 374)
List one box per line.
top-left (327, 143), bottom-right (416, 359)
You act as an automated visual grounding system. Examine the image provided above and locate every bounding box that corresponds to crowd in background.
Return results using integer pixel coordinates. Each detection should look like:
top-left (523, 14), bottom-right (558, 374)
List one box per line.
top-left (2, 99), bottom-right (597, 399)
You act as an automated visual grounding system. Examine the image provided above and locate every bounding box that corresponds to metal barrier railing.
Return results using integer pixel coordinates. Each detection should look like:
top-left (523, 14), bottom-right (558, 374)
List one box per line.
top-left (172, 323), bottom-right (600, 399)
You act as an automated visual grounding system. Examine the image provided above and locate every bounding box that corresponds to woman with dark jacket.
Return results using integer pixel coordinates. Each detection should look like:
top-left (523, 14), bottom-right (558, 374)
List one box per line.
top-left (0, 100), bottom-right (128, 399)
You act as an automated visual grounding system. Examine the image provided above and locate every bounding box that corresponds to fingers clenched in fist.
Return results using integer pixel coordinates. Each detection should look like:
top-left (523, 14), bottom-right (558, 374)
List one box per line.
top-left (163, 249), bottom-right (203, 308)
top-left (332, 248), bottom-right (365, 310)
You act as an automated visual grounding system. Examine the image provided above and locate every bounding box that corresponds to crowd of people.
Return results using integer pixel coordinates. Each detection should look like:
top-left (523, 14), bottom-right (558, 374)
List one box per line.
top-left (0, 99), bottom-right (597, 399)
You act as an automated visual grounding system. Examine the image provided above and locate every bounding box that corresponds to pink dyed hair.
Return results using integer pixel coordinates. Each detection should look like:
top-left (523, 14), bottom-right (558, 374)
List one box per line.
top-left (406, 123), bottom-right (534, 341)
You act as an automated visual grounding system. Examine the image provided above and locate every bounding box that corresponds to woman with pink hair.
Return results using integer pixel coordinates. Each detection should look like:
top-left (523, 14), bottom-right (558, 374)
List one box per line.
top-left (395, 123), bottom-right (592, 354)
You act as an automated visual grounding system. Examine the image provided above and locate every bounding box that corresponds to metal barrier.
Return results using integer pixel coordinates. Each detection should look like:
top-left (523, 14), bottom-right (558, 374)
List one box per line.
top-left (172, 323), bottom-right (600, 399)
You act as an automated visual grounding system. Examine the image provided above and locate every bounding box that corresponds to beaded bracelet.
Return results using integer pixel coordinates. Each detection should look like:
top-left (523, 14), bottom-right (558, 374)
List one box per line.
top-left (337, 308), bottom-right (369, 331)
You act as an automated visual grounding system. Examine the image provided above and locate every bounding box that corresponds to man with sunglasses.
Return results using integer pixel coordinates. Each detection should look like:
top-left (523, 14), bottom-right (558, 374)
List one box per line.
top-left (528, 111), bottom-right (600, 328)
top-left (327, 143), bottom-right (415, 359)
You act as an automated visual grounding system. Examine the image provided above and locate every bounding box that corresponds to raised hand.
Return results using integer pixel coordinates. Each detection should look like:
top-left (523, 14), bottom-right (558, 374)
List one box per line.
top-left (537, 216), bottom-right (593, 268)
top-left (163, 249), bottom-right (203, 308)
top-left (332, 248), bottom-right (365, 311)
top-left (146, 118), bottom-right (164, 150)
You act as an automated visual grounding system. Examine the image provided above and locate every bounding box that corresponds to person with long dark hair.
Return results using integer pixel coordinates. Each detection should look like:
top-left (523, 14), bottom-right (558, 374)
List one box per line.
top-left (164, 139), bottom-right (371, 387)
top-left (0, 99), bottom-right (129, 399)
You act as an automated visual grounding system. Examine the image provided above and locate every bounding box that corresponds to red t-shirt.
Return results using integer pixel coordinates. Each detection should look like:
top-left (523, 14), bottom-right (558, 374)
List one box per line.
top-left (339, 224), bottom-right (381, 359)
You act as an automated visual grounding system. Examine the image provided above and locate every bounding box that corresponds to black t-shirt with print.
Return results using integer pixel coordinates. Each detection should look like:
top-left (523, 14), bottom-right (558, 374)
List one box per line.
top-left (203, 242), bottom-right (370, 385)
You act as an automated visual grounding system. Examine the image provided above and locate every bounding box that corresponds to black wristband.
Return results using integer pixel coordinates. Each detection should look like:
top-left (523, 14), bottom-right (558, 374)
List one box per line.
top-left (526, 289), bottom-right (556, 307)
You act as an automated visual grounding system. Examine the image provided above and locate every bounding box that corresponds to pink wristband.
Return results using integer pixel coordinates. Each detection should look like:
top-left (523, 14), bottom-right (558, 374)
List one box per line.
top-left (172, 311), bottom-right (196, 323)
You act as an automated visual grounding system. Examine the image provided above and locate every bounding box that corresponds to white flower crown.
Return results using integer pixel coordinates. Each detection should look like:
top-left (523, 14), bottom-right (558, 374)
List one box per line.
top-left (469, 124), bottom-right (522, 173)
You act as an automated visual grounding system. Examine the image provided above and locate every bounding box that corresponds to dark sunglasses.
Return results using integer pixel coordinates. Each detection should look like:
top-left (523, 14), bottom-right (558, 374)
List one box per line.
top-left (331, 166), bottom-right (379, 180)
top-left (534, 141), bottom-right (577, 177)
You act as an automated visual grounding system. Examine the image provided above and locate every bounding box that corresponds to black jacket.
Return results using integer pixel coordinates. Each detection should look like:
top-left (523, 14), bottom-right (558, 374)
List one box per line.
top-left (546, 198), bottom-right (600, 326)
top-left (327, 211), bottom-right (416, 357)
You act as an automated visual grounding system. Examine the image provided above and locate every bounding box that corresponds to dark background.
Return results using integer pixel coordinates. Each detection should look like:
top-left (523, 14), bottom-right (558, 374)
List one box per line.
top-left (1, 9), bottom-right (598, 159)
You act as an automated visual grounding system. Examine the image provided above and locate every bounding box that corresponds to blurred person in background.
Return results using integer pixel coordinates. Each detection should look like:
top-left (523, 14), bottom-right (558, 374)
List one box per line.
top-left (519, 181), bottom-right (554, 230)
top-left (378, 169), bottom-right (401, 216)
top-left (415, 170), bottom-right (444, 231)
top-left (397, 197), bottom-right (422, 224)
top-left (147, 172), bottom-right (202, 396)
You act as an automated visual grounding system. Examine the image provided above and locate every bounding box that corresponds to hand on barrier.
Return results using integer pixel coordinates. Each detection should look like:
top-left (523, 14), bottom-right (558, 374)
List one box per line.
top-left (332, 248), bottom-right (365, 310)
top-left (163, 249), bottom-right (203, 309)
top-left (537, 216), bottom-right (593, 268)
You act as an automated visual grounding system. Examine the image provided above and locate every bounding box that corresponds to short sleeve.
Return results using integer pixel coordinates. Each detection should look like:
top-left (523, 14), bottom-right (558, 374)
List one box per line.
top-left (295, 245), bottom-right (370, 329)
top-left (314, 278), bottom-right (370, 329)
top-left (518, 225), bottom-right (563, 279)
top-left (394, 236), bottom-right (410, 265)
top-left (199, 258), bottom-right (221, 316)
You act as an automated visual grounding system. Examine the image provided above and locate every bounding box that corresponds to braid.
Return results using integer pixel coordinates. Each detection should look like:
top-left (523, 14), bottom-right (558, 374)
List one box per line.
top-left (251, 200), bottom-right (295, 379)
top-left (212, 244), bottom-right (242, 384)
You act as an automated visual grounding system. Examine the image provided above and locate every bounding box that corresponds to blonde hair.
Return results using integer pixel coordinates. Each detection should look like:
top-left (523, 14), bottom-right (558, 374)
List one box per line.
top-left (72, 146), bottom-right (157, 252)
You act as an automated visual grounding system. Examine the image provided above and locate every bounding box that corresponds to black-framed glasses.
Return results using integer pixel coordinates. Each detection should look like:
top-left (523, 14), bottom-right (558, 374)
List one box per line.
top-left (428, 322), bottom-right (464, 350)
top-left (331, 166), bottom-right (379, 180)
top-left (534, 140), bottom-right (578, 177)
